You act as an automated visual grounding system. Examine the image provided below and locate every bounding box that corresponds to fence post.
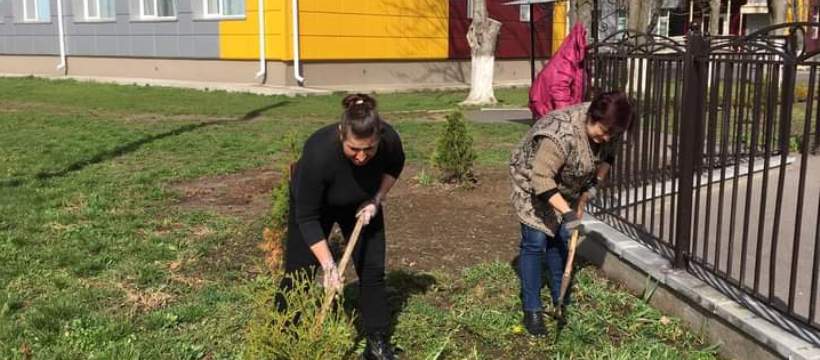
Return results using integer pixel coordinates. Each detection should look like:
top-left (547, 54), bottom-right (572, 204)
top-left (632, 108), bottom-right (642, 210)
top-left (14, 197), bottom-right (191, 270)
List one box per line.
top-left (674, 29), bottom-right (708, 268)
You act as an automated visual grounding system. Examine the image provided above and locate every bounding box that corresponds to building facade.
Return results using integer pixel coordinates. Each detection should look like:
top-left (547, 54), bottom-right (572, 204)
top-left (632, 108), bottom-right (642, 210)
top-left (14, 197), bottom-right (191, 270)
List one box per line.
top-left (0, 0), bottom-right (571, 87)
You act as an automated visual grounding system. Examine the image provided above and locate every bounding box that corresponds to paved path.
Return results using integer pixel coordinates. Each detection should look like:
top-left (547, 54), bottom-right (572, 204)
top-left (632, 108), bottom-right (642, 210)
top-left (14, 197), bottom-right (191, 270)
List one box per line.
top-left (465, 108), bottom-right (533, 125)
top-left (1, 73), bottom-right (531, 96)
top-left (609, 154), bottom-right (820, 322)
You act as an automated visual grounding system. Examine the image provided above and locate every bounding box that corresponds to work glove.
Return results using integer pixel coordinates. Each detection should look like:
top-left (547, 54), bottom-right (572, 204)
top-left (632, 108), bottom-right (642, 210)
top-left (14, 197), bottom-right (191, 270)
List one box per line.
top-left (321, 261), bottom-right (343, 294)
top-left (581, 176), bottom-right (599, 202)
top-left (559, 210), bottom-right (582, 241)
top-left (584, 185), bottom-right (598, 202)
top-left (356, 198), bottom-right (380, 225)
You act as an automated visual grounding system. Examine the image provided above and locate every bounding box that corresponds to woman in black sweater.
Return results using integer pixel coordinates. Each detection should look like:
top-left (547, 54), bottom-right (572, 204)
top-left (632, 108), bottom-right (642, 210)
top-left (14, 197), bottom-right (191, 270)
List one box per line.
top-left (280, 94), bottom-right (404, 360)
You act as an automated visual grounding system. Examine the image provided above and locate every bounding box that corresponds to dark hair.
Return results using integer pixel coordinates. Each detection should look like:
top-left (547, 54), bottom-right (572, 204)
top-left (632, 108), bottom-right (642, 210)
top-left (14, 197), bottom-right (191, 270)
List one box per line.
top-left (587, 91), bottom-right (633, 135)
top-left (339, 93), bottom-right (383, 139)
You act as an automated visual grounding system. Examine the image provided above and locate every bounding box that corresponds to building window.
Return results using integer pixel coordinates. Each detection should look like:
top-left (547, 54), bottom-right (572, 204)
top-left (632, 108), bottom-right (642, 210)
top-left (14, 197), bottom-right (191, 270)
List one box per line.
top-left (204, 0), bottom-right (243, 18)
top-left (655, 11), bottom-right (670, 37)
top-left (140, 0), bottom-right (174, 19)
top-left (616, 10), bottom-right (627, 32)
top-left (519, 4), bottom-right (530, 22)
top-left (84, 0), bottom-right (115, 20)
top-left (23, 0), bottom-right (49, 21)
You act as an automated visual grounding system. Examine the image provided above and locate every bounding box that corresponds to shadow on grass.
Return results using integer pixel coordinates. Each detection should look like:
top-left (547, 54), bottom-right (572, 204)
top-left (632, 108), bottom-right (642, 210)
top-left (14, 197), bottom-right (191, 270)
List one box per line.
top-left (340, 270), bottom-right (437, 358)
top-left (1, 101), bottom-right (289, 187)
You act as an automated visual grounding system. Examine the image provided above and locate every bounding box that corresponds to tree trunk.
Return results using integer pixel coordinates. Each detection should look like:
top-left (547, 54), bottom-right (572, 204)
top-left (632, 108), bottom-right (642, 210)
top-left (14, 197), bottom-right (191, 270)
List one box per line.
top-left (627, 0), bottom-right (642, 32)
top-left (462, 0), bottom-right (502, 106)
top-left (627, 0), bottom-right (656, 33)
top-left (769, 0), bottom-right (787, 34)
top-left (574, 0), bottom-right (594, 33)
top-left (709, 0), bottom-right (721, 35)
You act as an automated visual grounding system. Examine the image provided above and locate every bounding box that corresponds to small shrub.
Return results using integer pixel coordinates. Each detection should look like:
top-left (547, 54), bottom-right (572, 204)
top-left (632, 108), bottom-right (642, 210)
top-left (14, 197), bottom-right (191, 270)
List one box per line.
top-left (270, 180), bottom-right (289, 230)
top-left (263, 132), bottom-right (303, 272)
top-left (432, 111), bottom-right (477, 184)
top-left (270, 133), bottom-right (302, 228)
top-left (242, 272), bottom-right (356, 359)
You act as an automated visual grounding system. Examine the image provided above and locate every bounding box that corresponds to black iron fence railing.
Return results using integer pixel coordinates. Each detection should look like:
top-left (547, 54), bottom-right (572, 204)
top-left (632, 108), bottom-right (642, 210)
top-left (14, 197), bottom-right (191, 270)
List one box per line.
top-left (585, 23), bottom-right (820, 333)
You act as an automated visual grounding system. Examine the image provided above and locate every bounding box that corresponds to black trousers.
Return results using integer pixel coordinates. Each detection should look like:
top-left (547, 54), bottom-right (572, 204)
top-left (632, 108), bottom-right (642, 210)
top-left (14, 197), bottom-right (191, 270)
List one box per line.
top-left (277, 199), bottom-right (389, 335)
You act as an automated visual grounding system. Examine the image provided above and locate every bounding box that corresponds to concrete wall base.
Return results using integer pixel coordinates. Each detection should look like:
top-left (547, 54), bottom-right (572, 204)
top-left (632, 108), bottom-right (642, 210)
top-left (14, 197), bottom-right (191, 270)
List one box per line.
top-left (0, 55), bottom-right (544, 89)
top-left (280, 59), bottom-right (542, 87)
top-left (0, 55), bottom-right (64, 76)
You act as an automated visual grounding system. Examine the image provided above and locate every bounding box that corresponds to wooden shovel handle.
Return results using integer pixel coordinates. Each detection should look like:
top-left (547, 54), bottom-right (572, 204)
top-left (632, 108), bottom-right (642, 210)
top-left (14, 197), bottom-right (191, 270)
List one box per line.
top-left (556, 203), bottom-right (586, 316)
top-left (314, 216), bottom-right (366, 331)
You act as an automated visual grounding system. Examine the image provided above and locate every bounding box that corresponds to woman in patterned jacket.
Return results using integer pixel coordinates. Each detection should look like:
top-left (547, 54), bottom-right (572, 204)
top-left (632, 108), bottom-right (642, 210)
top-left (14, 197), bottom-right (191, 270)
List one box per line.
top-left (509, 91), bottom-right (633, 337)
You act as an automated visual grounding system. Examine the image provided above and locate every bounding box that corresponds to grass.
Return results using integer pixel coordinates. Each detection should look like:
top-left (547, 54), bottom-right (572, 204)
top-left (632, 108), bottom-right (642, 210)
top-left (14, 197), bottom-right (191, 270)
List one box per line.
top-left (0, 77), bottom-right (715, 358)
top-left (244, 263), bottom-right (717, 359)
top-left (389, 263), bottom-right (717, 359)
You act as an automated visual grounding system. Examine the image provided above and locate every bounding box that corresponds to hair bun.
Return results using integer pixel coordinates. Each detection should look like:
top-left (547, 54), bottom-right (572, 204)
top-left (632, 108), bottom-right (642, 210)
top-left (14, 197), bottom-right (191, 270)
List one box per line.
top-left (342, 93), bottom-right (377, 112)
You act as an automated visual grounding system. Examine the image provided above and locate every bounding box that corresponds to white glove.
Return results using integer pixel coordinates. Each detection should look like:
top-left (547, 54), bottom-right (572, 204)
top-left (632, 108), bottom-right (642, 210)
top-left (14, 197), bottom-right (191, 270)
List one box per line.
top-left (322, 262), bottom-right (343, 294)
top-left (585, 186), bottom-right (598, 201)
top-left (356, 199), bottom-right (379, 225)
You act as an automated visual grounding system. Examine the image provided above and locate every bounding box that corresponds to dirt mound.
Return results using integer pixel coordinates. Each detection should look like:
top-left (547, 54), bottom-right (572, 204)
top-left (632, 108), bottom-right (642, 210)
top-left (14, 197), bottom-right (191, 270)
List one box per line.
top-left (172, 168), bottom-right (279, 219)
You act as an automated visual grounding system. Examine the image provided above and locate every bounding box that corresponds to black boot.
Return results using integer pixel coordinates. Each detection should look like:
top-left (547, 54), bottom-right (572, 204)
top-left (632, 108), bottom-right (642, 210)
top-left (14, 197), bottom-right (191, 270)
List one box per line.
top-left (522, 311), bottom-right (549, 337)
top-left (363, 332), bottom-right (396, 360)
top-left (552, 305), bottom-right (567, 328)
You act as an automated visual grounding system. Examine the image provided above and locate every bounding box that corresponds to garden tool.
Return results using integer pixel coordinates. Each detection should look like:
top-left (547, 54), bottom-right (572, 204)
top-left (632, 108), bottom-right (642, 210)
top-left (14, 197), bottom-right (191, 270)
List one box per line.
top-left (315, 216), bottom-right (366, 331)
top-left (555, 199), bottom-right (587, 327)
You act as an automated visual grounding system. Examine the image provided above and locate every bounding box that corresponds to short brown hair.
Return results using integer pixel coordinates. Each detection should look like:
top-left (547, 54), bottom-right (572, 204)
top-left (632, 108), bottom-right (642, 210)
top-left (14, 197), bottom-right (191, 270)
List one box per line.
top-left (587, 91), bottom-right (633, 135)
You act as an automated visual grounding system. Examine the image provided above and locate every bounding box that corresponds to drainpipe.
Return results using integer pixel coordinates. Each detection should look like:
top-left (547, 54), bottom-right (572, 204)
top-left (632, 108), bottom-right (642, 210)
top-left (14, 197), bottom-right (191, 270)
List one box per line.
top-left (56, 0), bottom-right (67, 74)
top-left (291, 0), bottom-right (304, 86)
top-left (255, 0), bottom-right (266, 83)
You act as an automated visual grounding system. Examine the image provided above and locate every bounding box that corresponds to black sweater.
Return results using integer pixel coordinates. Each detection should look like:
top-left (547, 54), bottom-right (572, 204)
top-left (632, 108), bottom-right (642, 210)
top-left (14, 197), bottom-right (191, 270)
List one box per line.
top-left (293, 123), bottom-right (405, 246)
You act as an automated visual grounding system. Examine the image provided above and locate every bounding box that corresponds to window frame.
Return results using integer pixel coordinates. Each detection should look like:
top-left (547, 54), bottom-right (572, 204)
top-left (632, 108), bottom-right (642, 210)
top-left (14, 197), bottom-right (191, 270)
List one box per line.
top-left (22, 0), bottom-right (48, 22)
top-left (139, 0), bottom-right (175, 20)
top-left (83, 0), bottom-right (114, 20)
top-left (202, 0), bottom-right (244, 19)
top-left (655, 11), bottom-right (670, 37)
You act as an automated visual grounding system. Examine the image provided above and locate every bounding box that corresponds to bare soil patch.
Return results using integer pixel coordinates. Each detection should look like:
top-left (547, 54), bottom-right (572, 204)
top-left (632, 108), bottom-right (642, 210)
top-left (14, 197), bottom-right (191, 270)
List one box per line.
top-left (171, 165), bottom-right (520, 274)
top-left (171, 167), bottom-right (279, 220)
top-left (385, 167), bottom-right (520, 273)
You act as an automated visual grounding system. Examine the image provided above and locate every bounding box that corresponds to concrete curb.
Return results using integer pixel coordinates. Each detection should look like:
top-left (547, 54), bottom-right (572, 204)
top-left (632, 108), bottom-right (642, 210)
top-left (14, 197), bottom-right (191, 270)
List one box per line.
top-left (579, 216), bottom-right (820, 360)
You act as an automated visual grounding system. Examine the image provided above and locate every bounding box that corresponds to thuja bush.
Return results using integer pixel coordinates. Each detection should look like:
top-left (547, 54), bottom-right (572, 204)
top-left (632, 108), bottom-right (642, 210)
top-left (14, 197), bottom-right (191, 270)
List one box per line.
top-left (263, 133), bottom-right (302, 272)
top-left (432, 111), bottom-right (477, 184)
top-left (242, 272), bottom-right (356, 359)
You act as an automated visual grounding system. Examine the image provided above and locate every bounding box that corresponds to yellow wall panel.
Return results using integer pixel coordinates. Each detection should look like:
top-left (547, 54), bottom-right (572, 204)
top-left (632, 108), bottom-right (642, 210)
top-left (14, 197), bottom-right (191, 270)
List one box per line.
top-left (552, 1), bottom-right (567, 55)
top-left (220, 0), bottom-right (448, 61)
top-left (300, 36), bottom-right (448, 60)
top-left (299, 0), bottom-right (448, 60)
top-left (219, 0), bottom-right (288, 60)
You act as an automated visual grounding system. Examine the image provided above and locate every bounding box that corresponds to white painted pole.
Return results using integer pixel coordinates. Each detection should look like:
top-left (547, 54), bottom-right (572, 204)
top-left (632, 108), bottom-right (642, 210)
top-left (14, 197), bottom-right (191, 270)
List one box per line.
top-left (724, 0), bottom-right (732, 35)
top-left (689, 0), bottom-right (694, 23)
top-left (291, 0), bottom-right (304, 86)
top-left (56, 0), bottom-right (66, 73)
top-left (255, 0), bottom-right (266, 82)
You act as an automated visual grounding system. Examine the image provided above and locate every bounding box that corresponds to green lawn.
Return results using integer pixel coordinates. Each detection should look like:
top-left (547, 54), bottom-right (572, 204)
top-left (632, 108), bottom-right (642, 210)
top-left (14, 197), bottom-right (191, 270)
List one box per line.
top-left (0, 77), bottom-right (716, 359)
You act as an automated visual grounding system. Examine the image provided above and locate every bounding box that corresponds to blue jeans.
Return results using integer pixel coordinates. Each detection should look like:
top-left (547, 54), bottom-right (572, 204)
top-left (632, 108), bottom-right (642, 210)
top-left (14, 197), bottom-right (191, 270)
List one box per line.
top-left (519, 223), bottom-right (572, 312)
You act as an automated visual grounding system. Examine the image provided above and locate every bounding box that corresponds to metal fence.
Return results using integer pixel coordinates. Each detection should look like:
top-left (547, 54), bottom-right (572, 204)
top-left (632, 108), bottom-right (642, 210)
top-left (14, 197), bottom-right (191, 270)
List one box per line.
top-left (586, 23), bottom-right (820, 331)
